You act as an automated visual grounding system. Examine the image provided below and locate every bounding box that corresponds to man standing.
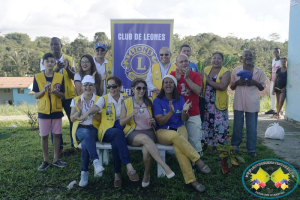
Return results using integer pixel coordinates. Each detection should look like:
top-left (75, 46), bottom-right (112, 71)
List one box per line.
top-left (170, 54), bottom-right (203, 153)
top-left (265, 48), bottom-right (281, 115)
top-left (178, 44), bottom-right (199, 72)
top-left (40, 37), bottom-right (76, 150)
top-left (146, 47), bottom-right (176, 99)
top-left (93, 42), bottom-right (113, 95)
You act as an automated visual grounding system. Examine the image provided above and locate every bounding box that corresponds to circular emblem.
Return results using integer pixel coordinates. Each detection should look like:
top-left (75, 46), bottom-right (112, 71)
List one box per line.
top-left (53, 83), bottom-right (61, 91)
top-left (121, 44), bottom-right (159, 81)
top-left (242, 159), bottom-right (299, 199)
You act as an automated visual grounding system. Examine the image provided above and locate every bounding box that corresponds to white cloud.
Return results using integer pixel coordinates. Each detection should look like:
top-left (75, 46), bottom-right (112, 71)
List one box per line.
top-left (0, 0), bottom-right (290, 42)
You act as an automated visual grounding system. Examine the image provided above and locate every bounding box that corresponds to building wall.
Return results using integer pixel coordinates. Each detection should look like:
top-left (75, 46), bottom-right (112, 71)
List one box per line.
top-left (0, 89), bottom-right (13, 104)
top-left (13, 88), bottom-right (37, 105)
top-left (286, 1), bottom-right (300, 122)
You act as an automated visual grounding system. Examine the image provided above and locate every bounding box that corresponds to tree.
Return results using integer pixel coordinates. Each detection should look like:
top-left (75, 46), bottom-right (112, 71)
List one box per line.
top-left (268, 33), bottom-right (280, 41)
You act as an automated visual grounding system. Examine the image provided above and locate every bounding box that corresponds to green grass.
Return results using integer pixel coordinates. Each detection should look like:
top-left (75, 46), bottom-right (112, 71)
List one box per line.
top-left (0, 103), bottom-right (37, 115)
top-left (0, 120), bottom-right (298, 199)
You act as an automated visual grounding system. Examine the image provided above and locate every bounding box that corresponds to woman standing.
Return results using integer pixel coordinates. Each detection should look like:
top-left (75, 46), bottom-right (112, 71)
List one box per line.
top-left (78, 76), bottom-right (139, 187)
top-left (153, 75), bottom-right (211, 192)
top-left (70, 75), bottom-right (104, 187)
top-left (120, 78), bottom-right (175, 187)
top-left (74, 54), bottom-right (103, 96)
top-left (201, 52), bottom-right (231, 153)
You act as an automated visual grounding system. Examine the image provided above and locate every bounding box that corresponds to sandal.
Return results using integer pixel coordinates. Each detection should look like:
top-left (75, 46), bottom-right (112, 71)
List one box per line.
top-left (199, 164), bottom-right (211, 174)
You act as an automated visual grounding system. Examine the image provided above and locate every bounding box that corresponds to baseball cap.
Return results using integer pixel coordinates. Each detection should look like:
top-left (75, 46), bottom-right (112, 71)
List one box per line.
top-left (82, 75), bottom-right (95, 84)
top-left (94, 42), bottom-right (107, 50)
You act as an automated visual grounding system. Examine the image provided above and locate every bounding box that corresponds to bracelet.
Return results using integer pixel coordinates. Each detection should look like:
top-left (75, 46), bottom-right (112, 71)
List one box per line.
top-left (183, 110), bottom-right (188, 114)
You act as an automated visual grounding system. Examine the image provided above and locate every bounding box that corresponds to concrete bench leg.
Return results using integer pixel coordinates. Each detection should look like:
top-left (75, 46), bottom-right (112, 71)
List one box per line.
top-left (158, 150), bottom-right (166, 177)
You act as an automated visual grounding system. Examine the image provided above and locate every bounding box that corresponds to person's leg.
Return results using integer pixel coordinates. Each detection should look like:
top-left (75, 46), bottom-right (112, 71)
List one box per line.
top-left (39, 118), bottom-right (51, 163)
top-left (245, 112), bottom-right (258, 153)
top-left (184, 115), bottom-right (202, 152)
top-left (231, 110), bottom-right (244, 151)
top-left (274, 93), bottom-right (281, 118)
top-left (270, 81), bottom-right (276, 111)
top-left (62, 98), bottom-right (73, 147)
top-left (52, 118), bottom-right (67, 166)
top-left (141, 146), bottom-right (152, 184)
top-left (278, 92), bottom-right (286, 118)
top-left (131, 134), bottom-right (173, 176)
top-left (157, 128), bottom-right (198, 184)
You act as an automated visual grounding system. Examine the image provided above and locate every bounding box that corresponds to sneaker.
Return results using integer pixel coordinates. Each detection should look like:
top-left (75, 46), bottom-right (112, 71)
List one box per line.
top-left (265, 109), bottom-right (276, 114)
top-left (79, 171), bottom-right (89, 187)
top-left (52, 159), bottom-right (67, 168)
top-left (127, 169), bottom-right (139, 181)
top-left (93, 159), bottom-right (104, 177)
top-left (38, 161), bottom-right (50, 171)
top-left (248, 152), bottom-right (258, 157)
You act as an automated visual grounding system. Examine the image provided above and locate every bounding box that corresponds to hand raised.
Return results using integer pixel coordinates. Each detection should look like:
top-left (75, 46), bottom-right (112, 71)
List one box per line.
top-left (102, 72), bottom-right (107, 81)
top-left (183, 67), bottom-right (190, 79)
top-left (169, 101), bottom-right (175, 114)
top-left (183, 99), bottom-right (192, 112)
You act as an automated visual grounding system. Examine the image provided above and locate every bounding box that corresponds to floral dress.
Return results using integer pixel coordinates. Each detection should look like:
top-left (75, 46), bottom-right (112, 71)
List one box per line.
top-left (201, 75), bottom-right (230, 146)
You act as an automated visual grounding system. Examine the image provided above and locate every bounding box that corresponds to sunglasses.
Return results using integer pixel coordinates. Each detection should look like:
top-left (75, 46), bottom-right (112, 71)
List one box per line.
top-left (160, 54), bottom-right (170, 57)
top-left (135, 86), bottom-right (147, 91)
top-left (82, 82), bottom-right (94, 87)
top-left (107, 84), bottom-right (118, 89)
top-left (80, 61), bottom-right (90, 64)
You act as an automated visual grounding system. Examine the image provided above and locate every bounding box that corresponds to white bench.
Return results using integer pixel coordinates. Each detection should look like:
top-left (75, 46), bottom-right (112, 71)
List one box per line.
top-left (78, 142), bottom-right (174, 178)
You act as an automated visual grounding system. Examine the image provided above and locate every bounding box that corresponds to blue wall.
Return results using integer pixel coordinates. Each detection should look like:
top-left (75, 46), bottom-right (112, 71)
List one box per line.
top-left (286, 2), bottom-right (300, 122)
top-left (13, 88), bottom-right (37, 105)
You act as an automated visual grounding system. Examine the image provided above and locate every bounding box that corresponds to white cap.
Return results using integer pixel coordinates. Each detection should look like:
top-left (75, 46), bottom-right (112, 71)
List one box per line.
top-left (82, 75), bottom-right (95, 84)
top-left (162, 75), bottom-right (177, 87)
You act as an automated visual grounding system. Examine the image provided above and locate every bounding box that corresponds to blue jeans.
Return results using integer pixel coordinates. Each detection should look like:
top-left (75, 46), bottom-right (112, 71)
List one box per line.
top-left (102, 128), bottom-right (131, 173)
top-left (51, 98), bottom-right (73, 149)
top-left (231, 110), bottom-right (258, 153)
top-left (76, 126), bottom-right (99, 171)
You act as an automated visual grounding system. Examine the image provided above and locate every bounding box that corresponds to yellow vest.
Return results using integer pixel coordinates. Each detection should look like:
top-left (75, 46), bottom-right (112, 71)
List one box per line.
top-left (35, 72), bottom-right (63, 114)
top-left (71, 95), bottom-right (100, 148)
top-left (105, 61), bottom-right (113, 81)
top-left (151, 63), bottom-right (176, 99)
top-left (53, 54), bottom-right (76, 99)
top-left (123, 97), bottom-right (155, 138)
top-left (202, 66), bottom-right (229, 110)
top-left (98, 93), bottom-right (128, 143)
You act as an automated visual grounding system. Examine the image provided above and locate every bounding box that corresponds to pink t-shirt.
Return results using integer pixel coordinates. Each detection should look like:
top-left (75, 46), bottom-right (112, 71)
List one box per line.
top-left (231, 65), bottom-right (266, 112)
top-left (134, 103), bottom-right (152, 130)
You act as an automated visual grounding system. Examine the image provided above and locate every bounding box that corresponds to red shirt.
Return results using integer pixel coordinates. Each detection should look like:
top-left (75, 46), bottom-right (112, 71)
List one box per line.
top-left (170, 71), bottom-right (202, 116)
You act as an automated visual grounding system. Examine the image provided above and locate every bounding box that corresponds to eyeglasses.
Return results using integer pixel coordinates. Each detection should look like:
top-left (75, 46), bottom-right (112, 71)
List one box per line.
top-left (135, 86), bottom-right (147, 91)
top-left (107, 84), bottom-right (118, 89)
top-left (164, 81), bottom-right (174, 85)
top-left (96, 48), bottom-right (106, 52)
top-left (160, 54), bottom-right (170, 57)
top-left (82, 82), bottom-right (94, 87)
top-left (80, 61), bottom-right (90, 64)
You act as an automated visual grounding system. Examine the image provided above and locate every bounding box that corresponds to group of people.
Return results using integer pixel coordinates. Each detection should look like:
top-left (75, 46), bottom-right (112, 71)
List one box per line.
top-left (33, 37), bottom-right (287, 192)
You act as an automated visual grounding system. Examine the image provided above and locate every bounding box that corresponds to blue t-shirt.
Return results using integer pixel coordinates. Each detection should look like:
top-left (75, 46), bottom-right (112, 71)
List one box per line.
top-left (153, 96), bottom-right (185, 130)
top-left (189, 61), bottom-right (199, 73)
top-left (33, 75), bottom-right (65, 119)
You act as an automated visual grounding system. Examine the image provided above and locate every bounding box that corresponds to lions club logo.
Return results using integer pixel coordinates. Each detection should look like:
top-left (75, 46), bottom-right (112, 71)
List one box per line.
top-left (242, 159), bottom-right (299, 199)
top-left (121, 44), bottom-right (158, 81)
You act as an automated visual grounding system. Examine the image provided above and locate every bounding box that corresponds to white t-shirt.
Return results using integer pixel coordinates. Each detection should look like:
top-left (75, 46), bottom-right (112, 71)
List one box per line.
top-left (95, 93), bottom-right (125, 120)
top-left (74, 73), bottom-right (96, 95)
top-left (146, 62), bottom-right (172, 91)
top-left (271, 58), bottom-right (281, 81)
top-left (70, 93), bottom-right (96, 125)
top-left (94, 57), bottom-right (108, 95)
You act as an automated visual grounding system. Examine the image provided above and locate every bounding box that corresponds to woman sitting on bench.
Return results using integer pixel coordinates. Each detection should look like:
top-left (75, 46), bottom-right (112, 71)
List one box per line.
top-left (78, 76), bottom-right (139, 188)
top-left (120, 78), bottom-right (175, 188)
top-left (153, 75), bottom-right (212, 192)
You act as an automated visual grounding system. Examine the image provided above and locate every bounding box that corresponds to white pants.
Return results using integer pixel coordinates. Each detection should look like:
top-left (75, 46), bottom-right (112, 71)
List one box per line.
top-left (184, 115), bottom-right (202, 152)
top-left (270, 81), bottom-right (276, 110)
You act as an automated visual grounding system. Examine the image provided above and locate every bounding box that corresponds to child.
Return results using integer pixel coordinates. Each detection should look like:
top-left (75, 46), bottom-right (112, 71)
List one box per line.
top-left (272, 57), bottom-right (288, 119)
top-left (33, 53), bottom-right (67, 171)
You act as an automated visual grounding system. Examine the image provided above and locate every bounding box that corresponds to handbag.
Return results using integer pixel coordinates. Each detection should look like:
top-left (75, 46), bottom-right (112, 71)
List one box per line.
top-left (265, 123), bottom-right (285, 140)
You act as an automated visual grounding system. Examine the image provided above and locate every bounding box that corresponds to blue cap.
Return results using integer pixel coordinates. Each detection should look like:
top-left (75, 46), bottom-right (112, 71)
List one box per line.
top-left (94, 42), bottom-right (106, 50)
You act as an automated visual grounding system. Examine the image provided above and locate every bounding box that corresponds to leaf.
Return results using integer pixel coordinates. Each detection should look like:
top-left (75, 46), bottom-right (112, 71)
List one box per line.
top-left (227, 146), bottom-right (233, 155)
top-left (227, 158), bottom-right (232, 168)
top-left (219, 153), bottom-right (228, 158)
top-left (230, 156), bottom-right (239, 165)
top-left (236, 156), bottom-right (245, 164)
top-left (222, 164), bottom-right (228, 174)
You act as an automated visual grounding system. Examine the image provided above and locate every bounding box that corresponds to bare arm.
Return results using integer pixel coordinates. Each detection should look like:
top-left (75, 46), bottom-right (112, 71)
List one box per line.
top-left (184, 68), bottom-right (201, 95)
top-left (78, 104), bottom-right (100, 122)
top-left (75, 82), bottom-right (83, 96)
top-left (51, 90), bottom-right (65, 99)
top-left (272, 74), bottom-right (278, 95)
top-left (181, 99), bottom-right (191, 121)
top-left (247, 79), bottom-right (264, 91)
top-left (119, 103), bottom-right (138, 126)
top-left (204, 71), bottom-right (231, 91)
top-left (34, 83), bottom-right (50, 99)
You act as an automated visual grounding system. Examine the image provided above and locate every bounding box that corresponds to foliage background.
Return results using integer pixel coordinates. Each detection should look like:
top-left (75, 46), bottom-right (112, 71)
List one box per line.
top-left (0, 32), bottom-right (288, 78)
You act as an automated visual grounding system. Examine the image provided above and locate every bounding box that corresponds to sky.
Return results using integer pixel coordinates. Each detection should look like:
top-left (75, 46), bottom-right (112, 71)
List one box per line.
top-left (0, 0), bottom-right (291, 42)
